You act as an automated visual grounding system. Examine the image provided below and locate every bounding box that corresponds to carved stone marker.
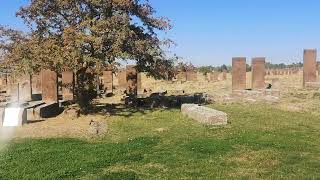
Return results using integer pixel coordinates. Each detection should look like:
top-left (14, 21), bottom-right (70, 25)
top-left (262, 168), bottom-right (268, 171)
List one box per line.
top-left (303, 49), bottom-right (317, 87)
top-left (126, 65), bottom-right (137, 94)
top-left (186, 71), bottom-right (197, 81)
top-left (118, 69), bottom-right (127, 90)
top-left (18, 74), bottom-right (32, 102)
top-left (31, 73), bottom-right (42, 94)
top-left (62, 71), bottom-right (75, 101)
top-left (102, 71), bottom-right (113, 93)
top-left (251, 57), bottom-right (266, 89)
top-left (181, 104), bottom-right (228, 125)
top-left (41, 70), bottom-right (58, 103)
top-left (232, 57), bottom-right (246, 90)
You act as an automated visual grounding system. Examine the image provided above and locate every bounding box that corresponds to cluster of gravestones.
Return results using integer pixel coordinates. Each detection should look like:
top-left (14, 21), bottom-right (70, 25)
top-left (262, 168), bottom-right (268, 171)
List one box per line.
top-left (266, 68), bottom-right (300, 76)
top-left (175, 70), bottom-right (227, 82)
top-left (206, 70), bottom-right (227, 82)
top-left (0, 65), bottom-right (141, 126)
top-left (176, 70), bottom-right (198, 82)
top-left (232, 57), bottom-right (266, 91)
top-left (232, 49), bottom-right (320, 92)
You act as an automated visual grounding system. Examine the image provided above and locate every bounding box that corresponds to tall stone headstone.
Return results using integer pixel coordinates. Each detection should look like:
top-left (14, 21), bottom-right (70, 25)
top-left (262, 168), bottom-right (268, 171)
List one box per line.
top-left (232, 57), bottom-right (247, 91)
top-left (41, 70), bottom-right (58, 103)
top-left (251, 57), bottom-right (266, 89)
top-left (117, 69), bottom-right (127, 90)
top-left (186, 71), bottom-right (197, 81)
top-left (18, 74), bottom-right (32, 102)
top-left (126, 65), bottom-right (137, 94)
top-left (137, 72), bottom-right (143, 94)
top-left (31, 73), bottom-right (42, 95)
top-left (303, 49), bottom-right (317, 87)
top-left (62, 71), bottom-right (75, 101)
top-left (102, 71), bottom-right (113, 93)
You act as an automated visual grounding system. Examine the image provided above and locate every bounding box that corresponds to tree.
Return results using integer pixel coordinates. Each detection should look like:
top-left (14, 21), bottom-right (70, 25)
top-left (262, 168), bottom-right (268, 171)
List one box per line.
top-left (1, 0), bottom-right (175, 110)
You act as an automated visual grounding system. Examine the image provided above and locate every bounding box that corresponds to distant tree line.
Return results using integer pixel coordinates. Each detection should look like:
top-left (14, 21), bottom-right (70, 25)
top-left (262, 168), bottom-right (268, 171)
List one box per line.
top-left (197, 62), bottom-right (303, 75)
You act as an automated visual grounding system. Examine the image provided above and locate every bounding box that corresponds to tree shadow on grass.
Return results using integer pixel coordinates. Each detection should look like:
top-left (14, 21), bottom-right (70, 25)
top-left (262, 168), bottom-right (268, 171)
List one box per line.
top-left (0, 136), bottom-right (159, 179)
top-left (88, 93), bottom-right (211, 118)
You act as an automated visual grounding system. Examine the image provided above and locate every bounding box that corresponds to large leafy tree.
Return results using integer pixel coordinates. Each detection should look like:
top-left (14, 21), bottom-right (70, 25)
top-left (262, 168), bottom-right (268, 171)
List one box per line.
top-left (16, 0), bottom-right (174, 76)
top-left (1, 0), bottom-right (175, 109)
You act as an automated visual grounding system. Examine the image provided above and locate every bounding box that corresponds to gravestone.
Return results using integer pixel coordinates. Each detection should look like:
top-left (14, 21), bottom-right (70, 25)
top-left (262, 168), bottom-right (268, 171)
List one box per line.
top-left (186, 71), bottom-right (197, 81)
top-left (232, 57), bottom-right (246, 90)
top-left (31, 73), bottom-right (42, 95)
top-left (41, 70), bottom-right (58, 103)
top-left (18, 74), bottom-right (32, 102)
top-left (126, 65), bottom-right (137, 94)
top-left (62, 71), bottom-right (75, 101)
top-left (251, 57), bottom-right (266, 89)
top-left (303, 49), bottom-right (317, 87)
top-left (102, 71), bottom-right (113, 93)
top-left (181, 104), bottom-right (228, 125)
top-left (117, 69), bottom-right (127, 90)
top-left (137, 72), bottom-right (143, 94)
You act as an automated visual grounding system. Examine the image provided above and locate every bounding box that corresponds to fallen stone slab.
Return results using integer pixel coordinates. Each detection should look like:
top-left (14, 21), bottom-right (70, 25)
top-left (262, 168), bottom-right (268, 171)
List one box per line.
top-left (181, 104), bottom-right (228, 125)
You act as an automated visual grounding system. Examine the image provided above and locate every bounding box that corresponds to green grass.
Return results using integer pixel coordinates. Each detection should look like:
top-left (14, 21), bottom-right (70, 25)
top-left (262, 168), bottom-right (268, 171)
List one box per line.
top-left (1, 103), bottom-right (320, 179)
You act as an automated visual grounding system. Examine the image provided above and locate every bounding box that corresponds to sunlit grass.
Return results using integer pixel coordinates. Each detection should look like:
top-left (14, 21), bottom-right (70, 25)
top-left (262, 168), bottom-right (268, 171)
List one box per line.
top-left (1, 103), bottom-right (320, 179)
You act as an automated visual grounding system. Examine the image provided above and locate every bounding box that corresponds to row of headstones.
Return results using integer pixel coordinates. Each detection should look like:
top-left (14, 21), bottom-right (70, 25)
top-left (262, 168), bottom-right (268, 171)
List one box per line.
top-left (5, 65), bottom-right (139, 104)
top-left (266, 68), bottom-right (300, 76)
top-left (176, 70), bottom-right (227, 82)
top-left (6, 70), bottom-right (74, 104)
top-left (232, 57), bottom-right (266, 90)
top-left (232, 49), bottom-right (319, 90)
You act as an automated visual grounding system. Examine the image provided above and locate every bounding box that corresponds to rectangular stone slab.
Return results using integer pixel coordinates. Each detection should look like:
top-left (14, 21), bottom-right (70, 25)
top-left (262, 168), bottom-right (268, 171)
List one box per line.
top-left (303, 49), bottom-right (317, 87)
top-left (126, 65), bottom-right (137, 94)
top-left (232, 57), bottom-right (246, 90)
top-left (181, 104), bottom-right (228, 125)
top-left (62, 71), bottom-right (75, 101)
top-left (252, 57), bottom-right (266, 89)
top-left (41, 70), bottom-right (58, 103)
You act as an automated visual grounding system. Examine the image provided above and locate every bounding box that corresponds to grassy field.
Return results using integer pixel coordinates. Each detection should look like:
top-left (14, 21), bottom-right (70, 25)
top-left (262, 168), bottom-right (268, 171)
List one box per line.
top-left (0, 103), bottom-right (320, 179)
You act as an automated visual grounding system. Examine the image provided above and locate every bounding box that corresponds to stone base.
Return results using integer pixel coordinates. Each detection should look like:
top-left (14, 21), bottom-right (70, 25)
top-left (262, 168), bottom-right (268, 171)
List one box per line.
top-left (181, 104), bottom-right (228, 125)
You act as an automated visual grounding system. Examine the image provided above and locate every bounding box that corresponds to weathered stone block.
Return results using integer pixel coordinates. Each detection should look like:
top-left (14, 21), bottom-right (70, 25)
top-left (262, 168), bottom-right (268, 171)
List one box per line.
top-left (126, 65), bottom-right (137, 94)
top-left (181, 104), bottom-right (228, 125)
top-left (102, 71), bottom-right (113, 93)
top-left (252, 57), bottom-right (266, 89)
top-left (232, 57), bottom-right (246, 90)
top-left (41, 70), bottom-right (58, 103)
top-left (303, 49), bottom-right (317, 87)
top-left (62, 71), bottom-right (75, 101)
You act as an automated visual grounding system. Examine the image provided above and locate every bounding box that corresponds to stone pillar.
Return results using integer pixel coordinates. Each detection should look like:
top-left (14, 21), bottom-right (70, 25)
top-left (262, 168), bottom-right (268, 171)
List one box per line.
top-left (41, 70), bottom-right (58, 103)
top-left (303, 49), bottom-right (317, 87)
top-left (251, 57), bottom-right (266, 89)
top-left (31, 73), bottom-right (42, 95)
top-left (102, 71), bottom-right (113, 93)
top-left (186, 71), bottom-right (197, 81)
top-left (18, 74), bottom-right (32, 102)
top-left (126, 65), bottom-right (137, 94)
top-left (62, 71), bottom-right (75, 101)
top-left (232, 57), bottom-right (246, 91)
top-left (117, 69), bottom-right (127, 90)
top-left (137, 72), bottom-right (143, 94)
